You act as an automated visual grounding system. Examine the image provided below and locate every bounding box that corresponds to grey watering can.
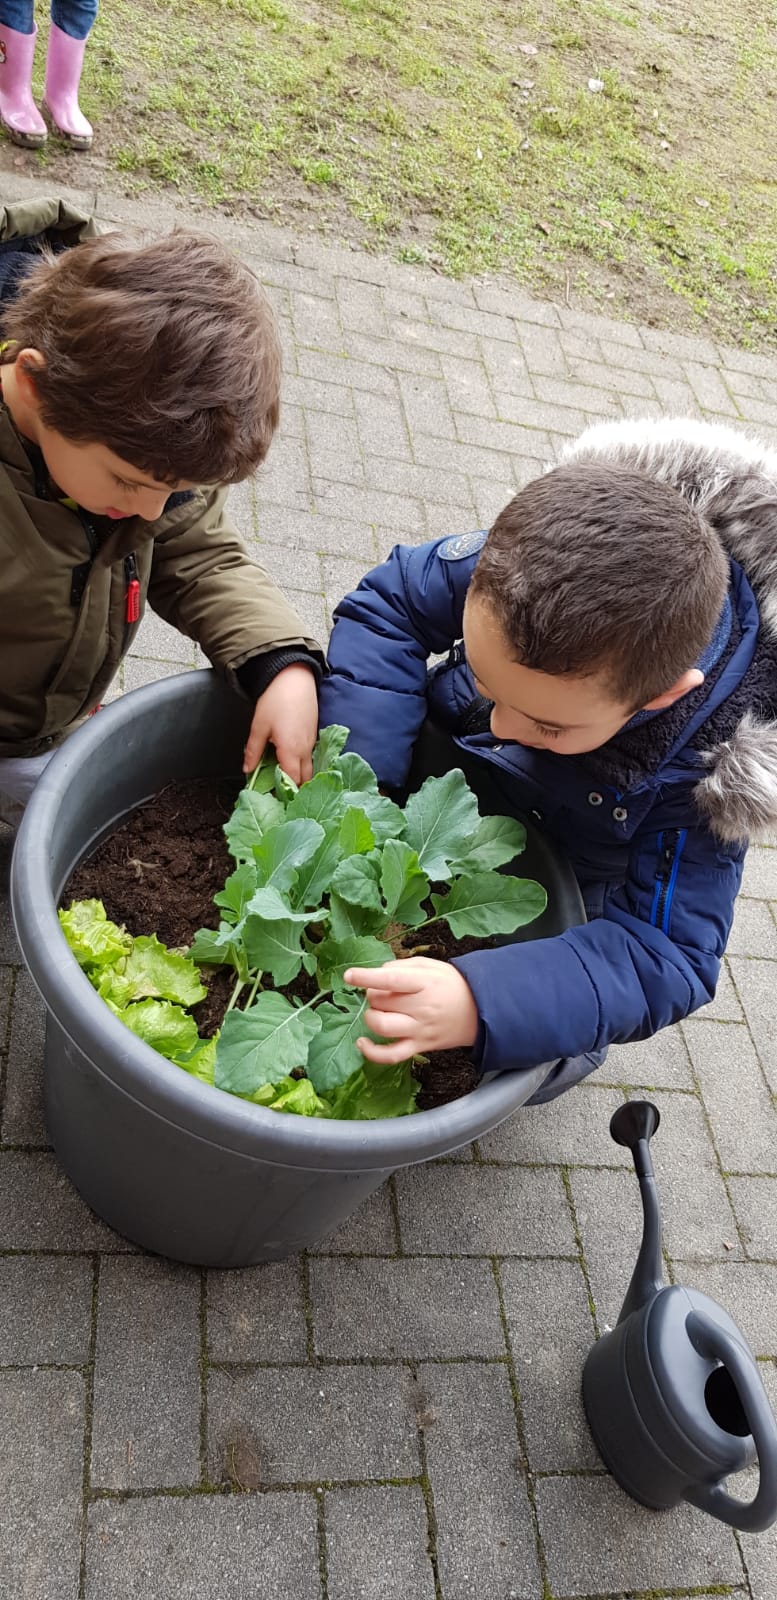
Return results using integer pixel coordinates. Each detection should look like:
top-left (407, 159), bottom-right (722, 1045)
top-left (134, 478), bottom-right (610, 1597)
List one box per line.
top-left (582, 1101), bottom-right (777, 1532)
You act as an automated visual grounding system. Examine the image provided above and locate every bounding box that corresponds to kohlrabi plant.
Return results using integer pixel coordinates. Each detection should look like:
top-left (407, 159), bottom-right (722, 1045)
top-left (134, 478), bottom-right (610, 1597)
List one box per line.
top-left (59, 725), bottom-right (547, 1120)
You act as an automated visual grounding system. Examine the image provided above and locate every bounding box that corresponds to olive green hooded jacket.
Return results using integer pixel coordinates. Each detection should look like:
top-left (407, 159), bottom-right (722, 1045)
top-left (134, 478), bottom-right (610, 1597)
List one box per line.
top-left (0, 196), bottom-right (321, 758)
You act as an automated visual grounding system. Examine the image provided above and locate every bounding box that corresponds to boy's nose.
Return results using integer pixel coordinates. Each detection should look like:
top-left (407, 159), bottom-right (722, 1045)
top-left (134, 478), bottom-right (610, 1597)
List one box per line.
top-left (490, 703), bottom-right (521, 742)
top-left (137, 487), bottom-right (171, 522)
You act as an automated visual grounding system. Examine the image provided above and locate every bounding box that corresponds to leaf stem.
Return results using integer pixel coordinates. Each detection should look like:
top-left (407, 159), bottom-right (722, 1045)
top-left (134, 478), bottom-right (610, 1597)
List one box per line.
top-left (226, 972), bottom-right (247, 1012)
top-left (243, 972), bottom-right (263, 1010)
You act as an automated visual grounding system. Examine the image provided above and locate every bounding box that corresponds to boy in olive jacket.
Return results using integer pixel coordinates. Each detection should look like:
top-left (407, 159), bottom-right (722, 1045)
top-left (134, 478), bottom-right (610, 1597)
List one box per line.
top-left (0, 196), bottom-right (322, 823)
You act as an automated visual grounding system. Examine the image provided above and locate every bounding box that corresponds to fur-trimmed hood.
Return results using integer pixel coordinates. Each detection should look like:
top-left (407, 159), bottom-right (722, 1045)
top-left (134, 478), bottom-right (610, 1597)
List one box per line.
top-left (563, 417), bottom-right (777, 844)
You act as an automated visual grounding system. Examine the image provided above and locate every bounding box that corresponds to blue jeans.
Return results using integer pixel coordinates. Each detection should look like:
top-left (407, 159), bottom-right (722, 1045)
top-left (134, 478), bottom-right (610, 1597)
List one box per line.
top-left (0, 0), bottom-right (97, 39)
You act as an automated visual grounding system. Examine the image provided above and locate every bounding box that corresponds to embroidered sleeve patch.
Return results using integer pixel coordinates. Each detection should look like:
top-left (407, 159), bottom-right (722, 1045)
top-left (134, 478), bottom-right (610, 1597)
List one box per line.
top-left (438, 529), bottom-right (488, 561)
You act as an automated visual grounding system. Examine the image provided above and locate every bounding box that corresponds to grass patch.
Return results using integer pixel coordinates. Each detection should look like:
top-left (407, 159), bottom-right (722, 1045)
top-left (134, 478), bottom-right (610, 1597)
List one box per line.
top-left (12, 0), bottom-right (777, 345)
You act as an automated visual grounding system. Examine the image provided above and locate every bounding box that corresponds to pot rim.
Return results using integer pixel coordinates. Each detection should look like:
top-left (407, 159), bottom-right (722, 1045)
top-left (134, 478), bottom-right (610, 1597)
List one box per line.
top-left (10, 672), bottom-right (552, 1169)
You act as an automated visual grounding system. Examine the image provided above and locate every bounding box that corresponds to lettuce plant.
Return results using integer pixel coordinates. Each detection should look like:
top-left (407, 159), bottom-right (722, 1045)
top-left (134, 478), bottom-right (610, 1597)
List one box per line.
top-left (59, 726), bottom-right (547, 1120)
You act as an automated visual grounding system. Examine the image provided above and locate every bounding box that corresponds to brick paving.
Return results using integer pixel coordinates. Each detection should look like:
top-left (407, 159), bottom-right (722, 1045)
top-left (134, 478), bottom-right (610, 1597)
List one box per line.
top-left (1, 175), bottom-right (777, 1599)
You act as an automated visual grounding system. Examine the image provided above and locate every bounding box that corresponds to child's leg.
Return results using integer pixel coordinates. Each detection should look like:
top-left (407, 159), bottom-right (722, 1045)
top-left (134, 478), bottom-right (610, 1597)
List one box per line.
top-left (0, 4), bottom-right (47, 146)
top-left (43, 0), bottom-right (97, 146)
top-left (0, 750), bottom-right (55, 827)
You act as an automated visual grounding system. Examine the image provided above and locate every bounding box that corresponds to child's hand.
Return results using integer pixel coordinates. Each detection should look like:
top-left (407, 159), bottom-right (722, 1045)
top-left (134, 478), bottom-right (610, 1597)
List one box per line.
top-left (344, 957), bottom-right (479, 1064)
top-left (244, 664), bottom-right (319, 783)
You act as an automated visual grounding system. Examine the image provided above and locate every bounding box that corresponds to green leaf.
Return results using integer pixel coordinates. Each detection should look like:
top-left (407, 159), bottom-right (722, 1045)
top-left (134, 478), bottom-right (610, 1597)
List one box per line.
top-left (292, 823), bottom-right (344, 909)
top-left (248, 1075), bottom-right (331, 1116)
top-left (245, 749), bottom-right (278, 793)
top-left (341, 787), bottom-right (405, 845)
top-left (181, 1035), bottom-right (218, 1086)
top-left (338, 806), bottom-right (375, 856)
top-left (332, 750), bottom-right (378, 793)
top-left (403, 769), bottom-right (480, 880)
top-left (328, 1059), bottom-right (419, 1120)
top-left (215, 994), bottom-right (321, 1094)
top-left (252, 818), bottom-right (326, 893)
top-left (286, 770), bottom-right (345, 826)
top-left (274, 764), bottom-right (299, 803)
top-left (189, 922), bottom-right (249, 981)
top-left (112, 935), bottom-right (206, 1007)
top-left (431, 872), bottom-right (547, 938)
top-left (224, 790), bottom-right (284, 861)
top-left (59, 899), bottom-right (132, 973)
top-left (118, 998), bottom-right (200, 1064)
top-left (329, 892), bottom-right (384, 941)
top-left (316, 934), bottom-right (394, 993)
top-left (242, 886), bottom-right (314, 986)
top-left (380, 840), bottom-right (430, 928)
top-left (331, 852), bottom-right (383, 912)
top-left (306, 992), bottom-right (367, 1092)
top-left (214, 863), bottom-right (258, 923)
top-left (312, 723), bottom-right (349, 774)
top-left (448, 814), bottom-right (527, 872)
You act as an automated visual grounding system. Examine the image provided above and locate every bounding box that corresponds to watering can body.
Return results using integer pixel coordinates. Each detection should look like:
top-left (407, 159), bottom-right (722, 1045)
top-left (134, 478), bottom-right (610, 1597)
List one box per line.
top-left (582, 1103), bottom-right (777, 1532)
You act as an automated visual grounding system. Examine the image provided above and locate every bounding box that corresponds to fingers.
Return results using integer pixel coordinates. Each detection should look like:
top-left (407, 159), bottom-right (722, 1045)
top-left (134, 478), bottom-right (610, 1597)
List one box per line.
top-left (344, 964), bottom-right (427, 993)
top-left (364, 1007), bottom-right (415, 1037)
top-left (243, 722), bottom-right (269, 775)
top-left (273, 743), bottom-right (303, 785)
top-left (357, 1034), bottom-right (418, 1066)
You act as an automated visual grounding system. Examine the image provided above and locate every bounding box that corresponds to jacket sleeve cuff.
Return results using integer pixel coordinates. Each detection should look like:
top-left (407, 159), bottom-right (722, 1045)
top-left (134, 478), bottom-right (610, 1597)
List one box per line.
top-left (235, 647), bottom-right (324, 703)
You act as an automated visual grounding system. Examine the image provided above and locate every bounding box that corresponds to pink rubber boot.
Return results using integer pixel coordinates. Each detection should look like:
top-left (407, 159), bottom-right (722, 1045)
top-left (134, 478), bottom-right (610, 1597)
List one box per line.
top-left (43, 21), bottom-right (93, 149)
top-left (0, 24), bottom-right (47, 148)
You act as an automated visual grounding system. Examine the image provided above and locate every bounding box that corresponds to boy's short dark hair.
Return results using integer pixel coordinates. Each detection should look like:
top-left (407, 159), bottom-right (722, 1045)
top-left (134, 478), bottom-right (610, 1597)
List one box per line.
top-left (469, 462), bottom-right (729, 707)
top-left (1, 228), bottom-right (281, 485)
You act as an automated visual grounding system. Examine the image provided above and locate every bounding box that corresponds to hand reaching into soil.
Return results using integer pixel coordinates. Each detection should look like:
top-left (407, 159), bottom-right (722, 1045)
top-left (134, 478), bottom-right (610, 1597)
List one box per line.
top-left (243, 664), bottom-right (319, 782)
top-left (344, 957), bottom-right (480, 1064)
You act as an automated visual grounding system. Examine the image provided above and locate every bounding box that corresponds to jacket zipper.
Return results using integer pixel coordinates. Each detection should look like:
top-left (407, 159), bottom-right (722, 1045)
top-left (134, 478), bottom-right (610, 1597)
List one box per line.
top-left (123, 552), bottom-right (141, 646)
top-left (651, 828), bottom-right (685, 932)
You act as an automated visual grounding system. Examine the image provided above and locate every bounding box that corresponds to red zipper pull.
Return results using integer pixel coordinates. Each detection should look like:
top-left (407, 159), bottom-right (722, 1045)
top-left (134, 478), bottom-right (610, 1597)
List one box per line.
top-left (125, 578), bottom-right (140, 623)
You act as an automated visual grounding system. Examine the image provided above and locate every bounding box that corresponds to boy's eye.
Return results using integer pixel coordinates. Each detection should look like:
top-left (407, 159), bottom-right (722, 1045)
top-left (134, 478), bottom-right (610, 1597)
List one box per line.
top-left (535, 723), bottom-right (564, 740)
top-left (113, 476), bottom-right (138, 492)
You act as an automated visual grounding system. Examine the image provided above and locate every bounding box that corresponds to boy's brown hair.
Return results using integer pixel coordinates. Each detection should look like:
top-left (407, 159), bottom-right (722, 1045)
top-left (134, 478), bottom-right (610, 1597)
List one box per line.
top-left (469, 462), bottom-right (729, 707)
top-left (1, 229), bottom-right (281, 484)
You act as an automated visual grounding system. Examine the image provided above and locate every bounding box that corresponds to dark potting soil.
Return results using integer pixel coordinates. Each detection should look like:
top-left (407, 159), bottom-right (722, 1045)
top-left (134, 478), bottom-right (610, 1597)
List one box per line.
top-left (63, 777), bottom-right (498, 1109)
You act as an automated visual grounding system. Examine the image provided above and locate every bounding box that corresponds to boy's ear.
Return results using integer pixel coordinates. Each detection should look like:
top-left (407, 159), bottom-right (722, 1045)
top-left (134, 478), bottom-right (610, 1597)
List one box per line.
top-left (642, 667), bottom-right (704, 712)
top-left (15, 348), bottom-right (45, 410)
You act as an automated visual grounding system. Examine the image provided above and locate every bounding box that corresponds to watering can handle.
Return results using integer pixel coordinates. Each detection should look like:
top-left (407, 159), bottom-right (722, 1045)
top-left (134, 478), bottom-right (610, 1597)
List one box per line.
top-left (684, 1310), bottom-right (777, 1533)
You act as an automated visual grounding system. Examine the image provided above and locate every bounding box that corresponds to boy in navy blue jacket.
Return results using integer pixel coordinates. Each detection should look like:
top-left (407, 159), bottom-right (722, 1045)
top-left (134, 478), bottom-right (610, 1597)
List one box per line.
top-left (319, 418), bottom-right (777, 1102)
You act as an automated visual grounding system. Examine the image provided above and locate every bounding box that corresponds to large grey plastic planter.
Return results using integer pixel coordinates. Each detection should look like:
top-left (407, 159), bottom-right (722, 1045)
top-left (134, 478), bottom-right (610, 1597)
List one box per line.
top-left (11, 671), bottom-right (585, 1267)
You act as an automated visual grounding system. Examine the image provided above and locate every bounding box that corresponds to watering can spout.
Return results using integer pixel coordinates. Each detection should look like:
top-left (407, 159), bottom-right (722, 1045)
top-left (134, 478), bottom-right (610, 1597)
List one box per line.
top-left (610, 1102), bottom-right (665, 1323)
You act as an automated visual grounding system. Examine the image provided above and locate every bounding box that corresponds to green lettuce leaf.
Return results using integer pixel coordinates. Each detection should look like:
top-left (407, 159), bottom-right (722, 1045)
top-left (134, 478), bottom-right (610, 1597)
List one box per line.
top-left (180, 1035), bottom-right (218, 1085)
top-left (252, 817), bottom-right (326, 893)
top-left (215, 994), bottom-right (322, 1094)
top-left (58, 899), bottom-right (132, 973)
top-left (117, 998), bottom-right (200, 1064)
top-left (113, 935), bottom-right (206, 1007)
top-left (328, 1059), bottom-right (419, 1120)
top-left (248, 1074), bottom-right (331, 1116)
top-left (403, 769), bottom-right (480, 880)
top-left (430, 871), bottom-right (547, 938)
